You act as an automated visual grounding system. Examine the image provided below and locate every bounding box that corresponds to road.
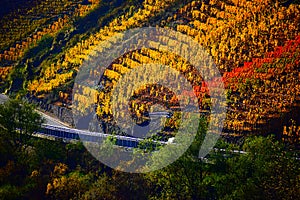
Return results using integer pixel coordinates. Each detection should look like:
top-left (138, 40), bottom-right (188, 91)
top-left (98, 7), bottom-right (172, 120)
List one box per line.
top-left (36, 110), bottom-right (70, 127)
top-left (0, 94), bottom-right (69, 127)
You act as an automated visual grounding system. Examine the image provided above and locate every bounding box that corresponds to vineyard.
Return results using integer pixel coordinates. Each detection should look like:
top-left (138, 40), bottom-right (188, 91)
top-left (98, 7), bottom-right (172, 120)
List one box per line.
top-left (0, 0), bottom-right (103, 89)
top-left (174, 0), bottom-right (300, 72)
top-left (1, 0), bottom-right (300, 143)
top-left (87, 33), bottom-right (299, 140)
top-left (1, 0), bottom-right (80, 52)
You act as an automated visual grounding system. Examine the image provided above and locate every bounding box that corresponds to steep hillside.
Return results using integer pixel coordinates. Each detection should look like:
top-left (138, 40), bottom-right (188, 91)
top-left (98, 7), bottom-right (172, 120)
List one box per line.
top-left (0, 0), bottom-right (299, 142)
top-left (0, 0), bottom-right (103, 89)
top-left (0, 0), bottom-right (141, 91)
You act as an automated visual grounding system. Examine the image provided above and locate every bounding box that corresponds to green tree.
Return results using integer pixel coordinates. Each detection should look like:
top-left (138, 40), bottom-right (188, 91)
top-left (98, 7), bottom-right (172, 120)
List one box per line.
top-left (0, 99), bottom-right (45, 199)
top-left (214, 135), bottom-right (300, 200)
top-left (144, 117), bottom-right (212, 199)
top-left (0, 99), bottom-right (44, 153)
top-left (80, 173), bottom-right (117, 200)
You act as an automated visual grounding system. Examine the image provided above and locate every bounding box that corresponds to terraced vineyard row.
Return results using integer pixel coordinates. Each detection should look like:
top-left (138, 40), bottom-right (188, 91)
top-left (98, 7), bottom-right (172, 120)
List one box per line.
top-left (0, 0), bottom-right (101, 87)
top-left (0, 66), bottom-right (12, 82)
top-left (173, 0), bottom-right (300, 72)
top-left (27, 0), bottom-right (177, 94)
top-left (68, 0), bottom-right (300, 140)
top-left (95, 50), bottom-right (200, 132)
top-left (0, 0), bottom-right (79, 51)
top-left (222, 35), bottom-right (300, 137)
top-left (88, 34), bottom-right (299, 139)
top-left (25, 2), bottom-right (299, 97)
top-left (0, 16), bottom-right (69, 63)
top-left (0, 0), bottom-right (100, 63)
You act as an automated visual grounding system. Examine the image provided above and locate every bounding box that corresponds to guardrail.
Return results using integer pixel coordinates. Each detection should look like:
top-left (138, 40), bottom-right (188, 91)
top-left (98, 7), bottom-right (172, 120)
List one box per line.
top-left (38, 124), bottom-right (168, 148)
